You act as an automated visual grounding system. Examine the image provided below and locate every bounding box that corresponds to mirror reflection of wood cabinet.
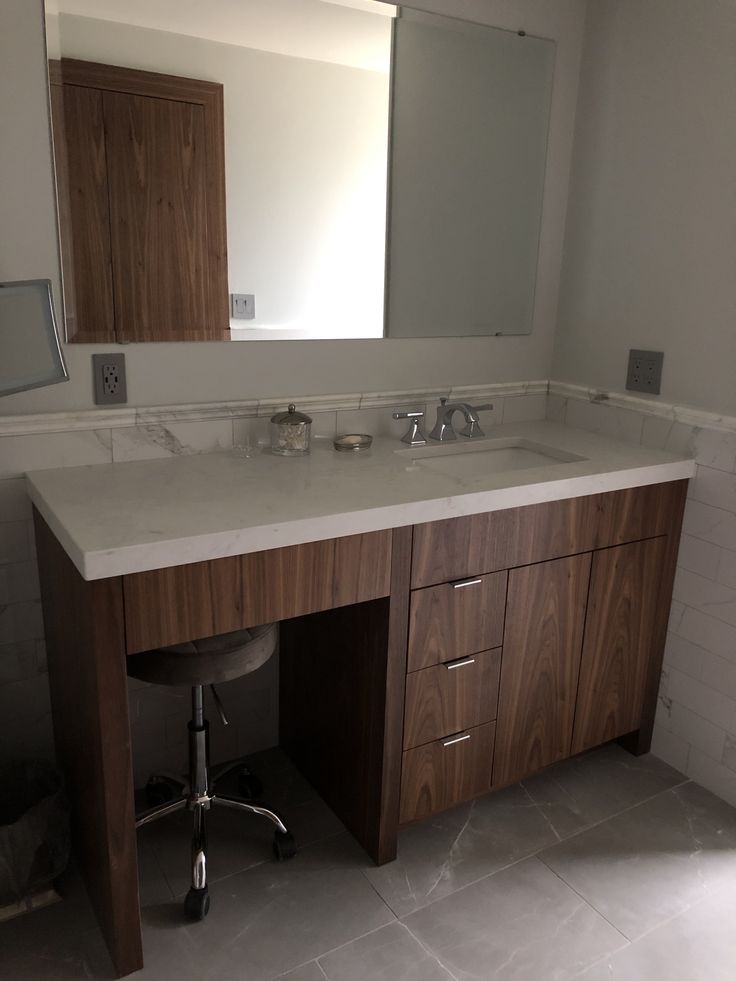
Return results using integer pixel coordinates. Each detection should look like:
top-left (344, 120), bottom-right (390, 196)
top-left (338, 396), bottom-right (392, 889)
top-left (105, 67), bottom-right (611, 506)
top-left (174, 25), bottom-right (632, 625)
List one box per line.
top-left (49, 59), bottom-right (229, 342)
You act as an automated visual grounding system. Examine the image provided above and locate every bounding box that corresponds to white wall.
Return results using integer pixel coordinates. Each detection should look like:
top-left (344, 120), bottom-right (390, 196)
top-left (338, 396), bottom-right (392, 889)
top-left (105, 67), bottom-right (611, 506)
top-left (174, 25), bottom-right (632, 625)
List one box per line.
top-left (0, 0), bottom-right (588, 414)
top-left (553, 0), bottom-right (736, 415)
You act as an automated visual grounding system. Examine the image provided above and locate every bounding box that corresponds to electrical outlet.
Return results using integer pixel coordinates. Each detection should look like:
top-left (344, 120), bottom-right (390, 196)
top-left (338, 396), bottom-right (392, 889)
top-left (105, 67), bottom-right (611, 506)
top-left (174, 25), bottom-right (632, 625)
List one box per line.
top-left (231, 293), bottom-right (255, 320)
top-left (626, 349), bottom-right (663, 395)
top-left (92, 353), bottom-right (127, 405)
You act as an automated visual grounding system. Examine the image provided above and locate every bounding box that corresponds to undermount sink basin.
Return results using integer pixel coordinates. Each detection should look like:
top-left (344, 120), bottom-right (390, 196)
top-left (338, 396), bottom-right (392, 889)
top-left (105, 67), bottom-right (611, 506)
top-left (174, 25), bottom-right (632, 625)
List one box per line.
top-left (397, 437), bottom-right (586, 478)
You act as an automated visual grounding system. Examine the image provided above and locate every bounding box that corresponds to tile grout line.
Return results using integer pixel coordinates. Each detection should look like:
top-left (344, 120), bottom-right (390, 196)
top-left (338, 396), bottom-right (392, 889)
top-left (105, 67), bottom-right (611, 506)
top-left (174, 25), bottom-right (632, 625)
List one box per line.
top-left (400, 921), bottom-right (460, 980)
top-left (365, 774), bottom-right (694, 922)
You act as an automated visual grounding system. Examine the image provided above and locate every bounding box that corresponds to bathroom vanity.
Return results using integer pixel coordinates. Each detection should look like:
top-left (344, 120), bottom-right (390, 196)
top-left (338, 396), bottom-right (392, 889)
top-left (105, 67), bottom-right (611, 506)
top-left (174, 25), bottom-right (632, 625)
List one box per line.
top-left (27, 422), bottom-right (694, 977)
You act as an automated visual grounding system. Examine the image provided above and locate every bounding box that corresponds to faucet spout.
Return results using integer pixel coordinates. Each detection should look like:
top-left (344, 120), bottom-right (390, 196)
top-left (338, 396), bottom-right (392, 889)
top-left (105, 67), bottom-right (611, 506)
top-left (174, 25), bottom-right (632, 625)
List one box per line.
top-left (429, 399), bottom-right (493, 441)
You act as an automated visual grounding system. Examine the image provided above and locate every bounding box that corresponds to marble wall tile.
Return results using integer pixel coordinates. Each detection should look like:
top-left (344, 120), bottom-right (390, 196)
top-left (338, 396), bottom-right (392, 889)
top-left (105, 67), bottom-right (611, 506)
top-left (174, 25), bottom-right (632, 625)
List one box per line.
top-left (681, 499), bottom-right (736, 551)
top-left (0, 640), bottom-right (39, 685)
top-left (673, 567), bottom-right (736, 628)
top-left (501, 392), bottom-right (547, 423)
top-left (688, 465), bottom-right (736, 513)
top-left (0, 478), bottom-right (33, 521)
top-left (0, 521), bottom-right (30, 564)
top-left (663, 632), bottom-right (706, 680)
top-left (640, 417), bottom-right (696, 454)
top-left (0, 560), bottom-right (40, 604)
top-left (0, 429), bottom-right (112, 479)
top-left (675, 606), bottom-right (736, 662)
top-left (111, 420), bottom-right (233, 462)
top-left (650, 726), bottom-right (690, 774)
top-left (565, 397), bottom-right (645, 443)
top-left (0, 600), bottom-right (44, 646)
top-left (717, 548), bottom-right (736, 589)
top-left (686, 747), bottom-right (736, 808)
top-left (655, 698), bottom-right (726, 762)
top-left (666, 667), bottom-right (736, 733)
top-left (545, 393), bottom-right (568, 424)
top-left (676, 533), bottom-right (721, 580)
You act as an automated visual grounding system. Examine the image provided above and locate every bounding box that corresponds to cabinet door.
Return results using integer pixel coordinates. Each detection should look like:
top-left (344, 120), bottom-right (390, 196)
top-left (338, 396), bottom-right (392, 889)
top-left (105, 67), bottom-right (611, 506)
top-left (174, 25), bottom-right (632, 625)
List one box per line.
top-left (493, 553), bottom-right (591, 787)
top-left (571, 538), bottom-right (666, 754)
top-left (103, 91), bottom-right (216, 341)
top-left (51, 83), bottom-right (115, 342)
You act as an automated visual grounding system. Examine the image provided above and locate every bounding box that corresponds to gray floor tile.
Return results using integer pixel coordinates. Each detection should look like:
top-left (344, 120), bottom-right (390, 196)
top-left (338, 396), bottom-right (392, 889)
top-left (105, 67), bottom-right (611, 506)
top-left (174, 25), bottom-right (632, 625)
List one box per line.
top-left (274, 962), bottom-right (327, 981)
top-left (141, 833), bottom-right (395, 981)
top-left (522, 744), bottom-right (685, 839)
top-left (540, 780), bottom-right (736, 941)
top-left (404, 857), bottom-right (626, 980)
top-left (577, 892), bottom-right (736, 981)
top-left (318, 922), bottom-right (454, 980)
top-left (364, 784), bottom-right (560, 917)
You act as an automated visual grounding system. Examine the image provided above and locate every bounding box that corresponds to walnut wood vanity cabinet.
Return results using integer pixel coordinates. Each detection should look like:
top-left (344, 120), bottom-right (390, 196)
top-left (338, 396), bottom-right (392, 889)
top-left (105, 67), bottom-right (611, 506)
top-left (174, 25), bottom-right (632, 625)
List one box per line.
top-left (49, 59), bottom-right (229, 342)
top-left (34, 479), bottom-right (686, 978)
top-left (398, 480), bottom-right (687, 823)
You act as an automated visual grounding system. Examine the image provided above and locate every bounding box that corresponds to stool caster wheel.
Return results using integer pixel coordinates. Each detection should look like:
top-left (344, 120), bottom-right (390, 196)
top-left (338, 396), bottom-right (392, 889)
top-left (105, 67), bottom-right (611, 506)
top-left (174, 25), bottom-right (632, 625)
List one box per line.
top-left (273, 830), bottom-right (296, 861)
top-left (145, 777), bottom-right (177, 808)
top-left (237, 767), bottom-right (263, 800)
top-left (184, 886), bottom-right (210, 921)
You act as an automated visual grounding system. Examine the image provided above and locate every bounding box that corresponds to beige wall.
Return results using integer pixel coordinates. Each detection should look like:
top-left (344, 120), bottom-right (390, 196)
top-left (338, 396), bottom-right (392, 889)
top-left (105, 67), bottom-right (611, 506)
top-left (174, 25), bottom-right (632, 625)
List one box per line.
top-left (0, 0), bottom-right (587, 414)
top-left (553, 0), bottom-right (736, 415)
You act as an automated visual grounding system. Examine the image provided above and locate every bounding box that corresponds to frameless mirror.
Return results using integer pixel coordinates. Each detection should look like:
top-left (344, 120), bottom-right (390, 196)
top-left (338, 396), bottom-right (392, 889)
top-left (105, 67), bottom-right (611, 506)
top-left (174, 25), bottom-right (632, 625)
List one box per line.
top-left (386, 9), bottom-right (555, 337)
top-left (44, 1), bottom-right (555, 342)
top-left (0, 280), bottom-right (68, 397)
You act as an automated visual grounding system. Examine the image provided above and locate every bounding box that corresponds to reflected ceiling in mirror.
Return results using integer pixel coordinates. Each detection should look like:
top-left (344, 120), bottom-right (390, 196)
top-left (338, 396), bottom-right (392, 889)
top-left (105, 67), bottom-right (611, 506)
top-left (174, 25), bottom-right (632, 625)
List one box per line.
top-left (46, 0), bottom-right (394, 341)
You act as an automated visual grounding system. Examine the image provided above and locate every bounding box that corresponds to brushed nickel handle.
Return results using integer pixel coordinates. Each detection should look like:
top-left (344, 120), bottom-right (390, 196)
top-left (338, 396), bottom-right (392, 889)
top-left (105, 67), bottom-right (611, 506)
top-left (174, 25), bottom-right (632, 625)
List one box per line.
top-left (451, 576), bottom-right (482, 589)
top-left (445, 656), bottom-right (476, 671)
top-left (442, 732), bottom-right (471, 748)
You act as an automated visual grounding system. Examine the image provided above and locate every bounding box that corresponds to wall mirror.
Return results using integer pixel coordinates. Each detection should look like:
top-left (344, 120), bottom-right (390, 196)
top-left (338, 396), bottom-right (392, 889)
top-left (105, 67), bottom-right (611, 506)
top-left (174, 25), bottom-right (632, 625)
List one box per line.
top-left (44, 0), bottom-right (555, 343)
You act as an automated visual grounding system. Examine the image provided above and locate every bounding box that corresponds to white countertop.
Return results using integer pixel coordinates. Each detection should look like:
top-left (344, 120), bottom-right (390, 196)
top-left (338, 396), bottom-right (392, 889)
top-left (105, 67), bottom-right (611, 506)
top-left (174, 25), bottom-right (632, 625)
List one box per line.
top-left (25, 421), bottom-right (696, 581)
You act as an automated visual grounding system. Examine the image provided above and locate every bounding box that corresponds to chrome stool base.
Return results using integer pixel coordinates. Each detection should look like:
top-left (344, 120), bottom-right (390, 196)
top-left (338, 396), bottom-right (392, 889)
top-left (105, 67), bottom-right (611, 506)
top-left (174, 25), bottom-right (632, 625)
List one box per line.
top-left (134, 686), bottom-right (296, 920)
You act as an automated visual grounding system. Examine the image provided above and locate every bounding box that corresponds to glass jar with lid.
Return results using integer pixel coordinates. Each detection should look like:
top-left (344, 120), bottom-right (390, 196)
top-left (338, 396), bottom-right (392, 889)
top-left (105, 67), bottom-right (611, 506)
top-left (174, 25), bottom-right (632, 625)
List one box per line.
top-left (270, 403), bottom-right (312, 456)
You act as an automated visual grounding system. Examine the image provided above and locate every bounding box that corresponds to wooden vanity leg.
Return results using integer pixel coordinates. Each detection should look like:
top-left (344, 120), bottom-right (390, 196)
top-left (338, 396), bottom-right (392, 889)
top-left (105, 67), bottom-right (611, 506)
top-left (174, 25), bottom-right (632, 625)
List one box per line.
top-left (34, 511), bottom-right (143, 978)
top-left (280, 526), bottom-right (412, 866)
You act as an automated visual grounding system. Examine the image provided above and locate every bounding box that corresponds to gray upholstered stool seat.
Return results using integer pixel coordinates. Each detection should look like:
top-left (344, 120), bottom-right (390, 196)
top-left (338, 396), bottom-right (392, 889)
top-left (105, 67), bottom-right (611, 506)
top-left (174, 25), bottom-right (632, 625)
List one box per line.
top-left (127, 622), bottom-right (278, 687)
top-left (126, 620), bottom-right (294, 922)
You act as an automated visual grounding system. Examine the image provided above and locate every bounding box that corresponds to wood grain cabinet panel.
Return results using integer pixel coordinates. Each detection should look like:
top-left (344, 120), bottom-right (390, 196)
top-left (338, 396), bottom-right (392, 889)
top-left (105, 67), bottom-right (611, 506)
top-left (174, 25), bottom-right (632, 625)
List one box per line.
top-left (50, 59), bottom-right (229, 343)
top-left (403, 648), bottom-right (501, 750)
top-left (104, 92), bottom-right (211, 342)
top-left (493, 553), bottom-right (591, 787)
top-left (411, 483), bottom-right (687, 588)
top-left (123, 531), bottom-right (392, 654)
top-left (400, 722), bottom-right (495, 824)
top-left (572, 538), bottom-right (667, 753)
top-left (407, 572), bottom-right (507, 672)
top-left (49, 80), bottom-right (115, 342)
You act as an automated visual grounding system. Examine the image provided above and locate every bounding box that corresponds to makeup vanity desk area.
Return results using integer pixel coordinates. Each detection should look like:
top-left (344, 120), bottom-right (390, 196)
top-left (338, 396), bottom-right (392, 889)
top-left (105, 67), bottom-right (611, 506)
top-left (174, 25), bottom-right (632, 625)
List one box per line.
top-left (26, 422), bottom-right (695, 977)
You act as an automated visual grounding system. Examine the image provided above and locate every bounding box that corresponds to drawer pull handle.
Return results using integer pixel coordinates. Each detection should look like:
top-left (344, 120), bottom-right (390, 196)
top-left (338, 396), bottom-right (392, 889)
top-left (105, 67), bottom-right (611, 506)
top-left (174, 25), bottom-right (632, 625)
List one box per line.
top-left (445, 657), bottom-right (476, 671)
top-left (442, 732), bottom-right (471, 748)
top-left (451, 577), bottom-right (482, 589)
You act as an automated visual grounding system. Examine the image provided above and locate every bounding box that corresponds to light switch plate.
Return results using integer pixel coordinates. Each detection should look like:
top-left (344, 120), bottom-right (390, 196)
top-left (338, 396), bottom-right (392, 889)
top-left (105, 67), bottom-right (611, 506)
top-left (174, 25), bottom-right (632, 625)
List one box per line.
top-left (231, 293), bottom-right (255, 320)
top-left (626, 349), bottom-right (663, 395)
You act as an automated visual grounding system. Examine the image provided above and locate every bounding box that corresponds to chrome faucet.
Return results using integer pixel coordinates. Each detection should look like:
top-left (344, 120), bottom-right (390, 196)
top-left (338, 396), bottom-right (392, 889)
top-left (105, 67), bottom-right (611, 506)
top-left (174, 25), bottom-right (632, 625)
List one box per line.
top-left (429, 398), bottom-right (493, 441)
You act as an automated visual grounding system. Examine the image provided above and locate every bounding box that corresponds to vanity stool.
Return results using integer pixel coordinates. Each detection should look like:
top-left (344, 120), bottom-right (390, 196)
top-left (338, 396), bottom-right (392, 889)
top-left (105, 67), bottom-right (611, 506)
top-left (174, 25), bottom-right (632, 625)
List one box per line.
top-left (126, 622), bottom-right (295, 921)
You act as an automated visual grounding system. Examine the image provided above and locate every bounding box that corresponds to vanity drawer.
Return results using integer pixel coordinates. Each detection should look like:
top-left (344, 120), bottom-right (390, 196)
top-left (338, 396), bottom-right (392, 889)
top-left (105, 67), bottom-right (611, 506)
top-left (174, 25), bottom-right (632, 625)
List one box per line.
top-left (400, 722), bottom-right (495, 824)
top-left (403, 648), bottom-right (501, 750)
top-left (123, 530), bottom-right (392, 654)
top-left (407, 571), bottom-right (506, 672)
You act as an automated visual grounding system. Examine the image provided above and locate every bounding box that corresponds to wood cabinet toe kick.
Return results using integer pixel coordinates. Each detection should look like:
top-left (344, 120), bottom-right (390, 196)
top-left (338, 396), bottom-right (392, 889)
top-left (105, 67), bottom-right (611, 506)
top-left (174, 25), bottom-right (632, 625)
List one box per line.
top-left (33, 480), bottom-right (687, 978)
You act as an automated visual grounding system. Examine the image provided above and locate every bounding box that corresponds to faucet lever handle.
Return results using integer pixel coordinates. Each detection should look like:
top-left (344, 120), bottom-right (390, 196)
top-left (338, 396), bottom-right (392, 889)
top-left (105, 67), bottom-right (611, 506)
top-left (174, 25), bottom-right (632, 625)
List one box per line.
top-left (392, 409), bottom-right (427, 446)
top-left (460, 402), bottom-right (493, 439)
